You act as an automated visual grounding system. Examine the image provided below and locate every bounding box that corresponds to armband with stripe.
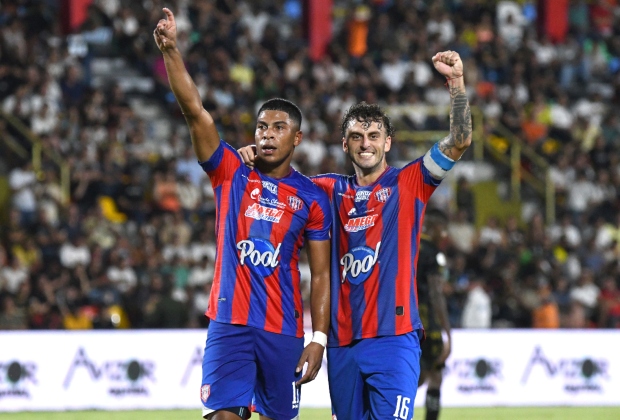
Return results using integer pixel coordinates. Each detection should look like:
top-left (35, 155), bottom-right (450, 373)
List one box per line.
top-left (422, 142), bottom-right (456, 179)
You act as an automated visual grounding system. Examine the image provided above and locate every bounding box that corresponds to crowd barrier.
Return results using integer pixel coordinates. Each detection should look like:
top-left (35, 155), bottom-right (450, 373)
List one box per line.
top-left (1, 329), bottom-right (618, 411)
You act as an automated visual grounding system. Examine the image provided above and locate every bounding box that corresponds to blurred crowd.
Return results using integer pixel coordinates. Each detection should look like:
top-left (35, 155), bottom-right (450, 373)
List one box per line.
top-left (1, 0), bottom-right (620, 331)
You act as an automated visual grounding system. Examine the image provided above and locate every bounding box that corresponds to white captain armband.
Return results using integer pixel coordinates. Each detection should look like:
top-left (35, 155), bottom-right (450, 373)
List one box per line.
top-left (311, 331), bottom-right (328, 347)
top-left (423, 142), bottom-right (456, 179)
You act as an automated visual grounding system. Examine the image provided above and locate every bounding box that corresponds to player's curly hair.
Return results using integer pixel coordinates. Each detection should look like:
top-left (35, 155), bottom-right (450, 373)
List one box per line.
top-left (340, 102), bottom-right (395, 139)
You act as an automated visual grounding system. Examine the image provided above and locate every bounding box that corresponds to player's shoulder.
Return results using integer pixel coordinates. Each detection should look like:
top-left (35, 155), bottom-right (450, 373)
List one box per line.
top-left (289, 169), bottom-right (332, 199)
top-left (311, 172), bottom-right (350, 182)
top-left (311, 172), bottom-right (353, 187)
top-left (398, 156), bottom-right (424, 172)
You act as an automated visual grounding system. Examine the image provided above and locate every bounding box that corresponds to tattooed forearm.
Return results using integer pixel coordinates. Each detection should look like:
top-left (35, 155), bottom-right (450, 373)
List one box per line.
top-left (439, 86), bottom-right (472, 159)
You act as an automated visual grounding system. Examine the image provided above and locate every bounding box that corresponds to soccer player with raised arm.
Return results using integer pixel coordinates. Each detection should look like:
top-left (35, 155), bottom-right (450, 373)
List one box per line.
top-left (154, 9), bottom-right (331, 420)
top-left (240, 50), bottom-right (471, 419)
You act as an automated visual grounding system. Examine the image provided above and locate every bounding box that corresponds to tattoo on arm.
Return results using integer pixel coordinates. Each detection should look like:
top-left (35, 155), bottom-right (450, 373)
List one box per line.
top-left (439, 87), bottom-right (472, 157)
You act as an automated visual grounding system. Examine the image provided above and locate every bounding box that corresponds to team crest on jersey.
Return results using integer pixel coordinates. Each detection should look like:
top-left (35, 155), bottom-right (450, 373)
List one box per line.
top-left (262, 181), bottom-right (277, 194)
top-left (355, 190), bottom-right (371, 202)
top-left (245, 203), bottom-right (284, 222)
top-left (375, 187), bottom-right (391, 202)
top-left (288, 196), bottom-right (302, 211)
top-left (201, 384), bottom-right (210, 403)
top-left (344, 215), bottom-right (378, 232)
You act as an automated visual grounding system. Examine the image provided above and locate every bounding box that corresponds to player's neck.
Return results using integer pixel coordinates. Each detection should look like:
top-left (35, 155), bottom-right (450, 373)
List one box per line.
top-left (255, 160), bottom-right (293, 179)
top-left (354, 162), bottom-right (388, 186)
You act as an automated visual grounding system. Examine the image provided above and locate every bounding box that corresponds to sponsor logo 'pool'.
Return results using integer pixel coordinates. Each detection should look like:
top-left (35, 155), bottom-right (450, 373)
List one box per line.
top-left (237, 238), bottom-right (281, 276)
top-left (340, 242), bottom-right (381, 284)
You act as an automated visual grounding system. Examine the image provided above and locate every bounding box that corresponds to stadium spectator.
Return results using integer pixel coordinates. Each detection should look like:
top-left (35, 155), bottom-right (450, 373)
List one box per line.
top-left (461, 278), bottom-right (492, 328)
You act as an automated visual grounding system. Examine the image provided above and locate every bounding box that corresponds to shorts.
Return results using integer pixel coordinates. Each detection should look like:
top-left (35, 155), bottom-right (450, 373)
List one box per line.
top-left (420, 330), bottom-right (445, 372)
top-left (327, 331), bottom-right (421, 420)
top-left (201, 321), bottom-right (304, 419)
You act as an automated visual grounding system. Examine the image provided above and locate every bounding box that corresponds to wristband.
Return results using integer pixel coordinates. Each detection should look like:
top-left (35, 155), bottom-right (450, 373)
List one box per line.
top-left (311, 331), bottom-right (328, 347)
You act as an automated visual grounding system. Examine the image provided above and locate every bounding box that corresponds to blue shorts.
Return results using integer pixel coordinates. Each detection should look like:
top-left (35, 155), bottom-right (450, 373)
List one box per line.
top-left (327, 331), bottom-right (421, 420)
top-left (201, 321), bottom-right (304, 419)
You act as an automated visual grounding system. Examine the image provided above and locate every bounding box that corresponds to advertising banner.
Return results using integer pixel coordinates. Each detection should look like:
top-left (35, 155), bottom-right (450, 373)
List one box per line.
top-left (425, 330), bottom-right (619, 407)
top-left (1, 329), bottom-right (618, 411)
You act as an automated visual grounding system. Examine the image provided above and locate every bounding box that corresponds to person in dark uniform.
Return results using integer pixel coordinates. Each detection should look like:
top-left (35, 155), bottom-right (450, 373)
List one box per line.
top-left (417, 208), bottom-right (452, 420)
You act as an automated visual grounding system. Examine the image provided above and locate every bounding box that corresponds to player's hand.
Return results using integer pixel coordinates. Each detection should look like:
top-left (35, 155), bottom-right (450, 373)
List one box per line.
top-left (432, 51), bottom-right (463, 79)
top-left (237, 145), bottom-right (257, 168)
top-left (295, 342), bottom-right (324, 385)
top-left (153, 8), bottom-right (178, 52)
top-left (435, 335), bottom-right (452, 367)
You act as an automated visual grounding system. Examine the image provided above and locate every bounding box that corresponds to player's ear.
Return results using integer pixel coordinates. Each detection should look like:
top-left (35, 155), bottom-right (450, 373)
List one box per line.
top-left (293, 130), bottom-right (302, 147)
top-left (342, 137), bottom-right (348, 152)
top-left (384, 135), bottom-right (392, 152)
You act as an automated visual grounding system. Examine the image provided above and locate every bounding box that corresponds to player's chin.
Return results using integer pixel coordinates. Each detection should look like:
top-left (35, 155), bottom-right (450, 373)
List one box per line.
top-left (353, 157), bottom-right (379, 169)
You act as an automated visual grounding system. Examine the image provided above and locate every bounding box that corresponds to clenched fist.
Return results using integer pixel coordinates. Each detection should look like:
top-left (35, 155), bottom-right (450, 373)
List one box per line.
top-left (432, 51), bottom-right (463, 80)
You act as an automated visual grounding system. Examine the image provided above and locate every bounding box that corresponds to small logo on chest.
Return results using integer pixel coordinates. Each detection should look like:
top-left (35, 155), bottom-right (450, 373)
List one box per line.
top-left (375, 187), bottom-right (391, 202)
top-left (288, 196), bottom-right (302, 211)
top-left (355, 190), bottom-right (371, 202)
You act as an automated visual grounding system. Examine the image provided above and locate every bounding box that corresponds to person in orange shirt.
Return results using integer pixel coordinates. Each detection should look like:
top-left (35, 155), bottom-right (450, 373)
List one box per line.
top-left (532, 285), bottom-right (560, 328)
top-left (348, 5), bottom-right (370, 58)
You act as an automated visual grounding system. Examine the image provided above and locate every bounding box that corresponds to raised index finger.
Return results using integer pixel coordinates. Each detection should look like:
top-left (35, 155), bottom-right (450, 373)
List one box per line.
top-left (162, 7), bottom-right (174, 21)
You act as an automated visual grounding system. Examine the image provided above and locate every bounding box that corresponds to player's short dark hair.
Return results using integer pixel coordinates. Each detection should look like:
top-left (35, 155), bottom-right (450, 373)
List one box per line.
top-left (341, 102), bottom-right (395, 138)
top-left (258, 98), bottom-right (302, 130)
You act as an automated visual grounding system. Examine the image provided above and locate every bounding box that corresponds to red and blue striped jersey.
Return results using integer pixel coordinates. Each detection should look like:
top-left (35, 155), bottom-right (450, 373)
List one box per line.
top-left (312, 157), bottom-right (440, 346)
top-left (200, 141), bottom-right (331, 337)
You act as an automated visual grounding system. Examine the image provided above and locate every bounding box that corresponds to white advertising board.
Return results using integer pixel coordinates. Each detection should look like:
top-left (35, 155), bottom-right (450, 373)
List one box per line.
top-left (0, 329), bottom-right (618, 411)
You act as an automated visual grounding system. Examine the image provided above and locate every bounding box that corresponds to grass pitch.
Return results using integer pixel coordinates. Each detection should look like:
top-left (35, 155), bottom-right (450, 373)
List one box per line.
top-left (1, 407), bottom-right (619, 419)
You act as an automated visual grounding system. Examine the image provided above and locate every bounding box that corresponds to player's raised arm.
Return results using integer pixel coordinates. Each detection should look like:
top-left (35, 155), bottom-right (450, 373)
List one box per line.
top-left (296, 238), bottom-right (330, 385)
top-left (153, 8), bottom-right (219, 162)
top-left (431, 51), bottom-right (472, 171)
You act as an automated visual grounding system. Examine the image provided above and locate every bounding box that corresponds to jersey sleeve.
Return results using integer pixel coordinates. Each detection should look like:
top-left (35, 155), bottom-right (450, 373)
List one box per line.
top-left (198, 140), bottom-right (243, 188)
top-left (400, 157), bottom-right (441, 202)
top-left (305, 190), bottom-right (332, 241)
